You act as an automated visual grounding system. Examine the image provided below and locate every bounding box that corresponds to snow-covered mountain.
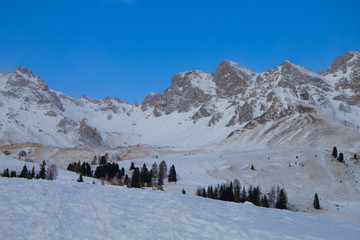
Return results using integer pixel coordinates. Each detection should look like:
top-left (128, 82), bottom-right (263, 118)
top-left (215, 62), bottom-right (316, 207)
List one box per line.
top-left (0, 51), bottom-right (359, 149)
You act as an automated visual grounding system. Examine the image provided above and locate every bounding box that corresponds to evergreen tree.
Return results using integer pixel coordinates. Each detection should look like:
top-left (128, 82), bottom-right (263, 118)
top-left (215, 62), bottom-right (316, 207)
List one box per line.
top-left (275, 189), bottom-right (288, 209)
top-left (100, 156), bottom-right (107, 165)
top-left (39, 161), bottom-right (46, 179)
top-left (226, 182), bottom-right (234, 201)
top-left (131, 168), bottom-right (140, 188)
top-left (10, 170), bottom-right (17, 178)
top-left (78, 174), bottom-right (83, 182)
top-left (207, 185), bottom-right (214, 199)
top-left (2, 168), bottom-right (9, 177)
top-left (337, 153), bottom-right (344, 162)
top-left (129, 162), bottom-right (135, 170)
top-left (182, 189), bottom-right (186, 194)
top-left (19, 165), bottom-right (28, 178)
top-left (202, 188), bottom-right (207, 198)
top-left (168, 164), bottom-right (177, 182)
top-left (140, 163), bottom-right (149, 185)
top-left (31, 167), bottom-right (35, 179)
top-left (251, 165), bottom-right (255, 170)
top-left (124, 174), bottom-right (129, 186)
top-left (261, 195), bottom-right (269, 208)
top-left (313, 193), bottom-right (320, 209)
top-left (332, 147), bottom-right (338, 158)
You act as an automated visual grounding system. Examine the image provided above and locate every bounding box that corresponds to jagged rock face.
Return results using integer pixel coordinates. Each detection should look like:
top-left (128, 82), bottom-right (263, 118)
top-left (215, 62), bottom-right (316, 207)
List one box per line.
top-left (78, 119), bottom-right (103, 147)
top-left (320, 51), bottom-right (360, 107)
top-left (141, 70), bottom-right (212, 115)
top-left (213, 61), bottom-right (256, 97)
top-left (2, 66), bottom-right (65, 112)
top-left (57, 117), bottom-right (78, 134)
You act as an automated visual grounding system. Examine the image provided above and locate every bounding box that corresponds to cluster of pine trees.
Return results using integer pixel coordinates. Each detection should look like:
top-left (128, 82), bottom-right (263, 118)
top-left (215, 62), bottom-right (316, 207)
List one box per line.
top-left (67, 161), bottom-right (92, 177)
top-left (1, 161), bottom-right (57, 180)
top-left (331, 146), bottom-right (359, 163)
top-left (66, 156), bottom-right (177, 189)
top-left (197, 179), bottom-right (288, 210)
top-left (128, 161), bottom-right (177, 188)
top-left (94, 163), bottom-right (124, 180)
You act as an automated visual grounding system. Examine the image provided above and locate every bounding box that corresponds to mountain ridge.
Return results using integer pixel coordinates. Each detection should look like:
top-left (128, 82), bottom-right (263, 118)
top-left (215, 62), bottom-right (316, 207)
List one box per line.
top-left (0, 51), bottom-right (359, 149)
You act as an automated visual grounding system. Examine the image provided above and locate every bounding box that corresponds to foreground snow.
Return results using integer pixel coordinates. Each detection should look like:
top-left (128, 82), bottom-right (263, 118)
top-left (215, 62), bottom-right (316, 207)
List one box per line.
top-left (1, 177), bottom-right (360, 240)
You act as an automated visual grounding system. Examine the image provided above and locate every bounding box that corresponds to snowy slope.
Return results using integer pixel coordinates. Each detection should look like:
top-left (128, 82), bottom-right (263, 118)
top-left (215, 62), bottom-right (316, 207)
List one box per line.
top-left (1, 168), bottom-right (360, 239)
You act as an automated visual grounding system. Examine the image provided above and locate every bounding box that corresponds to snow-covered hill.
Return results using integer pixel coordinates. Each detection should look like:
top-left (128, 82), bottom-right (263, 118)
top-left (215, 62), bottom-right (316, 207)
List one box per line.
top-left (1, 156), bottom-right (359, 240)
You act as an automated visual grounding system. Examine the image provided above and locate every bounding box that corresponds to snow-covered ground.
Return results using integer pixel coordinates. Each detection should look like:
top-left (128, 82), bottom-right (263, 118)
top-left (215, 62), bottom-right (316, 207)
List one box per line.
top-left (0, 172), bottom-right (359, 239)
top-left (1, 153), bottom-right (360, 239)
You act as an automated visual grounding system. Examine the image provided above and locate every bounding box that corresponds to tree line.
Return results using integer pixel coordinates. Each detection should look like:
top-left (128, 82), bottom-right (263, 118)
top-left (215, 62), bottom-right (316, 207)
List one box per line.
top-left (1, 161), bottom-right (57, 180)
top-left (66, 157), bottom-right (177, 189)
top-left (197, 179), bottom-right (288, 209)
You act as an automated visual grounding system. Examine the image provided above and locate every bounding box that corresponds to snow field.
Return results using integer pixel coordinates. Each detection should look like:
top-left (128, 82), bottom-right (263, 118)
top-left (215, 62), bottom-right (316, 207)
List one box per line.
top-left (1, 176), bottom-right (360, 240)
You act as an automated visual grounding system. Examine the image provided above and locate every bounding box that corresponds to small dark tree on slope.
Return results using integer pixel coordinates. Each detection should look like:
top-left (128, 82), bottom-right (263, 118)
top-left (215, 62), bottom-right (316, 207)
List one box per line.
top-left (131, 168), bottom-right (140, 188)
top-left (261, 195), bottom-right (269, 208)
top-left (275, 189), bottom-right (288, 209)
top-left (337, 153), bottom-right (344, 162)
top-left (168, 164), bottom-right (177, 182)
top-left (39, 161), bottom-right (46, 179)
top-left (2, 168), bottom-right (9, 177)
top-left (19, 165), bottom-right (28, 178)
top-left (332, 147), bottom-right (338, 158)
top-left (313, 193), bottom-right (320, 209)
top-left (78, 174), bottom-right (83, 182)
top-left (129, 162), bottom-right (135, 170)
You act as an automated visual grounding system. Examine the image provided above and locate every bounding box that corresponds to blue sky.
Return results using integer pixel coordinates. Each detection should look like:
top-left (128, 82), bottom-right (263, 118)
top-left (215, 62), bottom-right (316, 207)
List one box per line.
top-left (0, 0), bottom-right (359, 103)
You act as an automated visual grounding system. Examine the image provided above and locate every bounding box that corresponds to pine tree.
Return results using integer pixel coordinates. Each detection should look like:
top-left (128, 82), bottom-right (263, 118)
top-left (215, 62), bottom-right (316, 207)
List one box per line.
top-left (2, 168), bottom-right (9, 177)
top-left (31, 167), bottom-right (35, 179)
top-left (168, 164), bottom-right (177, 182)
top-left (332, 147), bottom-right (338, 158)
top-left (100, 156), bottom-right (107, 165)
top-left (39, 161), bottom-right (46, 179)
top-left (313, 193), bottom-right (320, 209)
top-left (275, 189), bottom-right (288, 209)
top-left (129, 162), bottom-right (135, 170)
top-left (78, 174), bottom-right (83, 182)
top-left (131, 168), bottom-right (140, 188)
top-left (10, 170), bottom-right (17, 178)
top-left (182, 189), bottom-right (186, 194)
top-left (19, 165), bottom-right (28, 178)
top-left (337, 153), bottom-right (344, 162)
top-left (261, 195), bottom-right (269, 208)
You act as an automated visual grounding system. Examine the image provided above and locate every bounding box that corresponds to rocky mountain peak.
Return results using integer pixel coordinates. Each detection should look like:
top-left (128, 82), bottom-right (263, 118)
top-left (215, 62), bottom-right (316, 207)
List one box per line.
top-left (321, 51), bottom-right (360, 75)
top-left (9, 66), bottom-right (49, 92)
top-left (213, 60), bottom-right (256, 97)
top-left (14, 66), bottom-right (36, 79)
